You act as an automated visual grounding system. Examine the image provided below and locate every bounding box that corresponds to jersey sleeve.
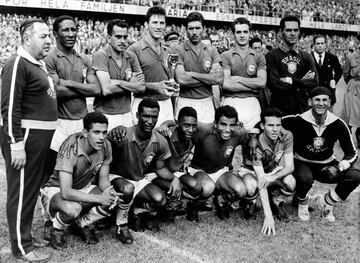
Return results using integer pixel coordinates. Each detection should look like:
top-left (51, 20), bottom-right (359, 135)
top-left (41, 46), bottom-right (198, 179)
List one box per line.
top-left (257, 53), bottom-right (267, 71)
top-left (220, 51), bottom-right (231, 70)
top-left (54, 147), bottom-right (77, 174)
top-left (156, 133), bottom-right (172, 161)
top-left (1, 57), bottom-right (26, 145)
top-left (128, 50), bottom-right (142, 73)
top-left (92, 50), bottom-right (108, 72)
top-left (44, 52), bottom-right (58, 75)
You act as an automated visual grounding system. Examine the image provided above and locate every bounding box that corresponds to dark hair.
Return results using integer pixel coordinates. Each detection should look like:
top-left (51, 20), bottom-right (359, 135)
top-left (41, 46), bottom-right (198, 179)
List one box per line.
top-left (215, 105), bottom-right (238, 123)
top-left (260, 107), bottom-right (283, 124)
top-left (107, 19), bottom-right (129, 36)
top-left (20, 18), bottom-right (48, 42)
top-left (53, 15), bottom-right (76, 33)
top-left (249, 37), bottom-right (262, 48)
top-left (313, 34), bottom-right (326, 45)
top-left (230, 17), bottom-right (252, 33)
top-left (178, 107), bottom-right (197, 122)
top-left (186, 12), bottom-right (204, 27)
top-left (279, 15), bottom-right (300, 30)
top-left (138, 98), bottom-right (160, 114)
top-left (145, 6), bottom-right (166, 23)
top-left (83, 112), bottom-right (108, 131)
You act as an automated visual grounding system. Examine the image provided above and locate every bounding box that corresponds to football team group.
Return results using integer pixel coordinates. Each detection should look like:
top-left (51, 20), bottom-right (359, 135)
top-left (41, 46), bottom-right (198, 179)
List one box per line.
top-left (1, 6), bottom-right (359, 263)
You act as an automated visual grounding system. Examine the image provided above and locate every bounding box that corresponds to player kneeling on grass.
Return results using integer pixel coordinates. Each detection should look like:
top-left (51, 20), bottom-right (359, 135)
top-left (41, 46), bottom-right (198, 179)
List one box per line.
top-left (242, 107), bottom-right (295, 225)
top-left (282, 86), bottom-right (360, 222)
top-left (181, 106), bottom-right (260, 221)
top-left (108, 98), bottom-right (179, 233)
top-left (41, 112), bottom-right (123, 249)
top-left (157, 107), bottom-right (211, 222)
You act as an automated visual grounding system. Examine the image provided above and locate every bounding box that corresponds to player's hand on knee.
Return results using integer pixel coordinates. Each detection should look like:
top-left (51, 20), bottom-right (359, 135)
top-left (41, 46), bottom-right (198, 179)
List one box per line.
top-left (97, 193), bottom-right (116, 207)
top-left (168, 177), bottom-right (182, 199)
top-left (58, 132), bottom-right (81, 158)
top-left (11, 149), bottom-right (26, 170)
top-left (321, 165), bottom-right (342, 180)
top-left (108, 126), bottom-right (127, 142)
top-left (261, 216), bottom-right (276, 236)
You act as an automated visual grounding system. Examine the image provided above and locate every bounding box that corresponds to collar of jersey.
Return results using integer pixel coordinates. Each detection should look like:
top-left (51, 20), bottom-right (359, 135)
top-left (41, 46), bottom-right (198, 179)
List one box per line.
top-left (17, 46), bottom-right (48, 74)
top-left (279, 42), bottom-right (299, 54)
top-left (300, 109), bottom-right (338, 136)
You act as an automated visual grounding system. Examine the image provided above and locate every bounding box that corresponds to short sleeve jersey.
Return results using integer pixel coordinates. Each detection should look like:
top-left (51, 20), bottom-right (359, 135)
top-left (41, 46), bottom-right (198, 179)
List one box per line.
top-left (46, 136), bottom-right (112, 189)
top-left (191, 123), bottom-right (248, 173)
top-left (93, 46), bottom-right (142, 114)
top-left (177, 41), bottom-right (222, 99)
top-left (110, 126), bottom-right (172, 181)
top-left (165, 127), bottom-right (194, 173)
top-left (128, 38), bottom-right (175, 101)
top-left (44, 47), bottom-right (90, 120)
top-left (221, 46), bottom-right (266, 98)
top-left (243, 132), bottom-right (293, 173)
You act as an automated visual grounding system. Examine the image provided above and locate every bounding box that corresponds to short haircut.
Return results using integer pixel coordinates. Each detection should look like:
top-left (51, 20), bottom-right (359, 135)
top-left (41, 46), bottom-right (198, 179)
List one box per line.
top-left (231, 17), bottom-right (252, 33)
top-left (260, 107), bottom-right (283, 124)
top-left (107, 19), bottom-right (129, 36)
top-left (279, 15), bottom-right (300, 30)
top-left (83, 112), bottom-right (108, 131)
top-left (20, 18), bottom-right (47, 43)
top-left (145, 6), bottom-right (166, 23)
top-left (53, 15), bottom-right (76, 33)
top-left (138, 98), bottom-right (160, 114)
top-left (249, 37), bottom-right (262, 48)
top-left (178, 107), bottom-right (197, 122)
top-left (186, 12), bottom-right (204, 27)
top-left (215, 105), bottom-right (238, 123)
top-left (313, 34), bottom-right (326, 44)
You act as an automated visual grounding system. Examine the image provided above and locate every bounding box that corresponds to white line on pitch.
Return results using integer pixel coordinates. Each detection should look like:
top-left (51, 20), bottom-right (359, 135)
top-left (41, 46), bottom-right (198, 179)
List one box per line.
top-left (134, 232), bottom-right (212, 263)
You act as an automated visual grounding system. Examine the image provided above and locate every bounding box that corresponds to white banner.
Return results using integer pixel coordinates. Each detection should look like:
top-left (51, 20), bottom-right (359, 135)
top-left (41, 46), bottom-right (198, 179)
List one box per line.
top-left (1, 0), bottom-right (359, 32)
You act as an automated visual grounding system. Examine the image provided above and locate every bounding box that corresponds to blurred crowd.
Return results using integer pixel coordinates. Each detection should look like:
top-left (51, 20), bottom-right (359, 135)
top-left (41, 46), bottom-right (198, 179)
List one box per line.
top-left (1, 12), bottom-right (359, 70)
top-left (103, 0), bottom-right (360, 24)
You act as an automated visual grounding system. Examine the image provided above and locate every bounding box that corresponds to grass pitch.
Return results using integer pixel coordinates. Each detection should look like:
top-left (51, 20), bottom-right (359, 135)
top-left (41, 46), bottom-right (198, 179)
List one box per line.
top-left (0, 148), bottom-right (359, 263)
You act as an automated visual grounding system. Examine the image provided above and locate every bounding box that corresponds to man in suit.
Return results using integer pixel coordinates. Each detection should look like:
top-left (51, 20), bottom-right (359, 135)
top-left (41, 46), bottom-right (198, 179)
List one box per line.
top-left (312, 35), bottom-right (343, 110)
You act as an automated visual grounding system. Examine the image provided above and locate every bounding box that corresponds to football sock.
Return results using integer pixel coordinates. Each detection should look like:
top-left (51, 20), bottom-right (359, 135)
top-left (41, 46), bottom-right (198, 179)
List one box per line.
top-left (77, 206), bottom-right (111, 228)
top-left (116, 202), bottom-right (132, 226)
top-left (53, 212), bottom-right (70, 230)
top-left (324, 189), bottom-right (341, 206)
top-left (244, 189), bottom-right (259, 204)
top-left (296, 195), bottom-right (308, 205)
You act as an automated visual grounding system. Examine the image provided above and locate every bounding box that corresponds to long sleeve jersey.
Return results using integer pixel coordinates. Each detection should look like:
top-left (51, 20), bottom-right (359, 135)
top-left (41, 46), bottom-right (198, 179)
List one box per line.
top-left (1, 47), bottom-right (57, 146)
top-left (282, 110), bottom-right (357, 170)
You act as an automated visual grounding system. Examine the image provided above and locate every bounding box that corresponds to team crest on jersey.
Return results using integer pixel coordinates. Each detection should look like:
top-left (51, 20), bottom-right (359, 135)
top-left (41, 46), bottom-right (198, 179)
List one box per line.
top-left (224, 146), bottom-right (234, 158)
top-left (247, 64), bottom-right (257, 76)
top-left (125, 68), bottom-right (133, 81)
top-left (313, 137), bottom-right (325, 149)
top-left (287, 61), bottom-right (297, 74)
top-left (203, 58), bottom-right (212, 72)
top-left (144, 153), bottom-right (155, 166)
top-left (47, 77), bottom-right (57, 99)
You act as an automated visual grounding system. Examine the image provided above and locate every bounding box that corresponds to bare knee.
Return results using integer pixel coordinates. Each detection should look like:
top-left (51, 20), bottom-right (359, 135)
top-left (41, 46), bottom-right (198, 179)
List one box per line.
top-left (282, 174), bottom-right (296, 192)
top-left (202, 180), bottom-right (215, 198)
top-left (242, 173), bottom-right (258, 196)
top-left (62, 202), bottom-right (82, 219)
top-left (151, 191), bottom-right (166, 207)
top-left (123, 183), bottom-right (135, 201)
top-left (232, 181), bottom-right (247, 198)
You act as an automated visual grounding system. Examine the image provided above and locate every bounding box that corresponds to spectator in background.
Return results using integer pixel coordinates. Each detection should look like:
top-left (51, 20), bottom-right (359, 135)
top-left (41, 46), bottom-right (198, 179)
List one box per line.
top-left (164, 31), bottom-right (180, 49)
top-left (311, 34), bottom-right (343, 111)
top-left (249, 37), bottom-right (263, 53)
top-left (343, 34), bottom-right (360, 148)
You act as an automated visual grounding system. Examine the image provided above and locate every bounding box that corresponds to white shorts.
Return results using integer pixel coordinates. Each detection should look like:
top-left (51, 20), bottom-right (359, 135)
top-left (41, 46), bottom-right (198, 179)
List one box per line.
top-left (103, 112), bottom-right (133, 131)
top-left (40, 184), bottom-right (97, 218)
top-left (237, 166), bottom-right (256, 177)
top-left (174, 171), bottom-right (186, 178)
top-left (222, 97), bottom-right (261, 129)
top-left (50, 118), bottom-right (83, 152)
top-left (175, 96), bottom-right (215, 123)
top-left (188, 166), bottom-right (229, 183)
top-left (131, 98), bottom-right (174, 127)
top-left (109, 173), bottom-right (158, 197)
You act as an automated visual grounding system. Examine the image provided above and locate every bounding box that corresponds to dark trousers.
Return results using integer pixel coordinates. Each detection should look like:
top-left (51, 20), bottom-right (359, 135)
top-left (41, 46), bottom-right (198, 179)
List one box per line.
top-left (293, 159), bottom-right (360, 201)
top-left (0, 127), bottom-right (54, 257)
